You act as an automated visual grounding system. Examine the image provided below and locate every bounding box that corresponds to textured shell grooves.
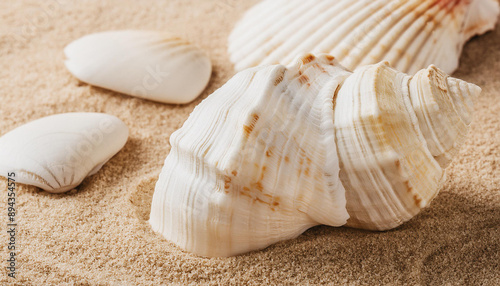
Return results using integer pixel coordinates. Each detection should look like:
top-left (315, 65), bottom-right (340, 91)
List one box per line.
top-left (337, 61), bottom-right (480, 230)
top-left (229, 0), bottom-right (499, 74)
top-left (150, 54), bottom-right (480, 256)
top-left (151, 55), bottom-right (351, 257)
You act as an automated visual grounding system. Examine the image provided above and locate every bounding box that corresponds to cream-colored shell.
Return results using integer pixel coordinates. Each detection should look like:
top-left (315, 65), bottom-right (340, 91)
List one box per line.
top-left (0, 113), bottom-right (128, 193)
top-left (228, 0), bottom-right (499, 74)
top-left (150, 54), bottom-right (480, 257)
top-left (65, 30), bottom-right (212, 104)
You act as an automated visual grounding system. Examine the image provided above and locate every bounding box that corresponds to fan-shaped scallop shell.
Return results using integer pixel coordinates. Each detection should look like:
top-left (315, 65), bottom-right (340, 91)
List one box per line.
top-left (150, 54), bottom-right (480, 257)
top-left (229, 0), bottom-right (499, 74)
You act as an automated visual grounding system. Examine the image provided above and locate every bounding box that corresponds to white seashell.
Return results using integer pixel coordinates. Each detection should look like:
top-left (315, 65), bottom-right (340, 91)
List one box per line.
top-left (149, 54), bottom-right (480, 257)
top-left (65, 30), bottom-right (212, 104)
top-left (228, 0), bottom-right (499, 74)
top-left (0, 113), bottom-right (129, 193)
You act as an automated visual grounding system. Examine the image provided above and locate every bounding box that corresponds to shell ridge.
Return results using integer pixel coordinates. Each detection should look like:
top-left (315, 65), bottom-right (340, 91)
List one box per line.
top-left (228, 0), bottom-right (296, 50)
top-left (261, 0), bottom-right (352, 65)
top-left (229, 0), bottom-right (498, 73)
top-left (332, 0), bottom-right (409, 67)
top-left (361, 0), bottom-right (441, 71)
top-left (318, 0), bottom-right (393, 60)
top-left (231, 0), bottom-right (318, 66)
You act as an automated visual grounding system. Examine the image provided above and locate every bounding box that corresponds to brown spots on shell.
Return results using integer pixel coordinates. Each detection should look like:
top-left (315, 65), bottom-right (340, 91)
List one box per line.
top-left (404, 180), bottom-right (413, 193)
top-left (231, 170), bottom-right (238, 176)
top-left (243, 125), bottom-right (253, 136)
top-left (255, 197), bottom-right (266, 204)
top-left (304, 168), bottom-right (310, 177)
top-left (297, 154), bottom-right (312, 166)
top-left (284, 156), bottom-right (290, 163)
top-left (255, 182), bottom-right (264, 192)
top-left (259, 166), bottom-right (267, 181)
top-left (243, 113), bottom-right (260, 137)
top-left (252, 113), bottom-right (259, 122)
top-left (414, 194), bottom-right (422, 206)
top-left (301, 54), bottom-right (316, 64)
top-left (298, 74), bottom-right (310, 85)
top-left (224, 176), bottom-right (231, 189)
top-left (239, 186), bottom-right (252, 198)
top-left (312, 63), bottom-right (327, 74)
top-left (265, 148), bottom-right (274, 157)
top-left (274, 70), bottom-right (285, 86)
top-left (395, 160), bottom-right (403, 173)
top-left (240, 191), bottom-right (251, 198)
top-left (325, 55), bottom-right (335, 61)
top-left (239, 185), bottom-right (280, 210)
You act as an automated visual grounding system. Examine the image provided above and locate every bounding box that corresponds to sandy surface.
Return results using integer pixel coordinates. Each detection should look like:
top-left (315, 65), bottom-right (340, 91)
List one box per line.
top-left (0, 0), bottom-right (499, 285)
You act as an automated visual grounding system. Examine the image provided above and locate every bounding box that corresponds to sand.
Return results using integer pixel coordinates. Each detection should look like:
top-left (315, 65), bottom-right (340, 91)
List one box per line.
top-left (0, 0), bottom-right (499, 285)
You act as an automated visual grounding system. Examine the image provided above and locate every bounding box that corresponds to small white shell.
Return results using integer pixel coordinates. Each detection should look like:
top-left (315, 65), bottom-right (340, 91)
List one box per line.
top-left (0, 113), bottom-right (129, 193)
top-left (65, 30), bottom-right (212, 104)
top-left (228, 0), bottom-right (499, 74)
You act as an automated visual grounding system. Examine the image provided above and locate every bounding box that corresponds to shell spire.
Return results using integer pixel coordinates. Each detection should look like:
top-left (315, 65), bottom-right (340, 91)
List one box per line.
top-left (335, 61), bottom-right (480, 230)
top-left (150, 54), bottom-right (481, 257)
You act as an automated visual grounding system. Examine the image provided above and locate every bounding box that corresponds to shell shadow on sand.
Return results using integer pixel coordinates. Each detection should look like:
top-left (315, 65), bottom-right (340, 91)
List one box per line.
top-left (128, 175), bottom-right (157, 222)
top-left (127, 173), bottom-right (499, 285)
top-left (259, 191), bottom-right (499, 285)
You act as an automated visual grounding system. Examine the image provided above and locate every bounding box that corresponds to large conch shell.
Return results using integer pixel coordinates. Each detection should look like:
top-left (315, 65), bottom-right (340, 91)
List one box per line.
top-left (149, 54), bottom-right (480, 257)
top-left (228, 0), bottom-right (500, 74)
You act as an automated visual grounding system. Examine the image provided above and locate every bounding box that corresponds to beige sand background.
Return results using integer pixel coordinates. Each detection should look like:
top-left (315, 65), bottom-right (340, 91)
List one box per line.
top-left (0, 0), bottom-right (499, 285)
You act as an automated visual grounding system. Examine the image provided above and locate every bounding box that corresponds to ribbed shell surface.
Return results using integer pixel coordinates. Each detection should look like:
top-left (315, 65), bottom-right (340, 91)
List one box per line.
top-left (229, 0), bottom-right (499, 74)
